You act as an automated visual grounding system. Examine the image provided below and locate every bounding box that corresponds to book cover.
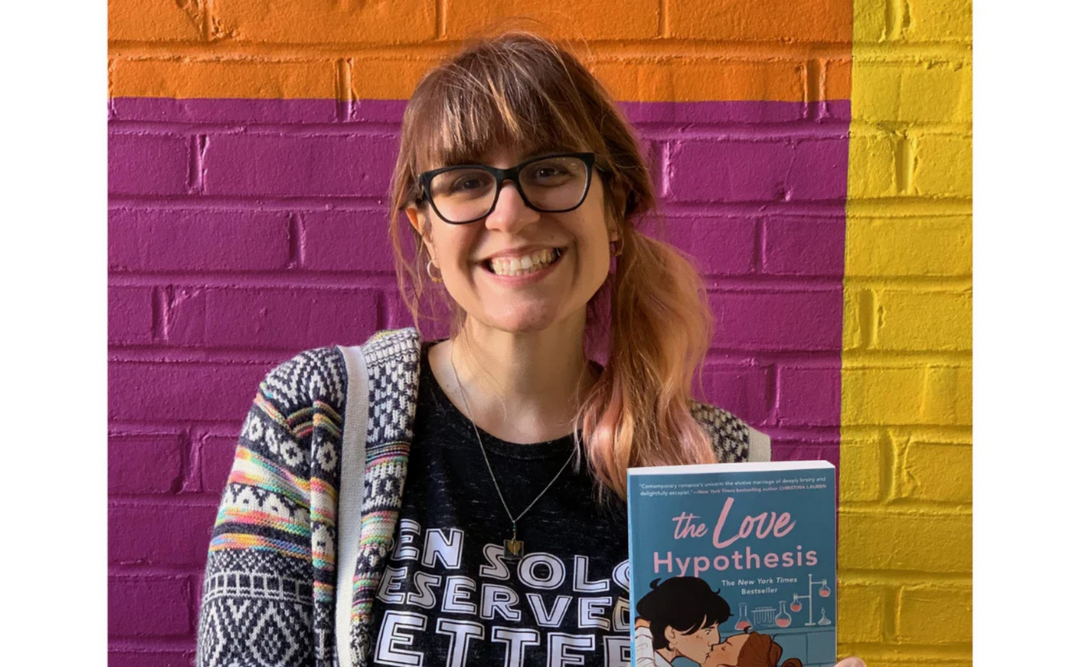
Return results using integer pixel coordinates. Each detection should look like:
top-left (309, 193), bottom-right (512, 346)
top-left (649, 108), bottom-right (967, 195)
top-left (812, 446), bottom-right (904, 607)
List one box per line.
top-left (627, 461), bottom-right (837, 667)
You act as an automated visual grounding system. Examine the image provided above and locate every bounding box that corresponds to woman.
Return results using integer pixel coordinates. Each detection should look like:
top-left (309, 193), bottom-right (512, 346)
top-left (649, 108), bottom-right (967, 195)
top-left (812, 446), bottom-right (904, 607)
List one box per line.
top-left (703, 632), bottom-right (802, 667)
top-left (195, 30), bottom-right (864, 667)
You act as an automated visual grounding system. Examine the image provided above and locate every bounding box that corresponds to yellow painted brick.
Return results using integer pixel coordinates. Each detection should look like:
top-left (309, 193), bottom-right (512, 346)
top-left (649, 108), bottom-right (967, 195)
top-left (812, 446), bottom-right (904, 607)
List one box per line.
top-left (843, 288), bottom-right (868, 351)
top-left (839, 510), bottom-right (971, 572)
top-left (897, 585), bottom-right (972, 644)
top-left (848, 133), bottom-right (897, 199)
top-left (922, 365), bottom-right (972, 426)
top-left (842, 366), bottom-right (924, 425)
top-left (875, 289), bottom-right (972, 352)
top-left (854, 61), bottom-right (972, 124)
top-left (899, 440), bottom-right (972, 503)
top-left (109, 0), bottom-right (203, 41)
top-left (912, 134), bottom-right (972, 198)
top-left (837, 582), bottom-right (889, 642)
top-left (904, 0), bottom-right (972, 42)
top-left (840, 436), bottom-right (885, 502)
top-left (444, 0), bottom-right (660, 40)
top-left (212, 0), bottom-right (436, 44)
top-left (845, 216), bottom-right (972, 278)
top-left (853, 0), bottom-right (971, 43)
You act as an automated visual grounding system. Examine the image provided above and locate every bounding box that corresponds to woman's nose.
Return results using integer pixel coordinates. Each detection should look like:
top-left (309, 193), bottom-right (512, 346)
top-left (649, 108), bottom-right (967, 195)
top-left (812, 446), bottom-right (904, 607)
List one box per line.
top-left (484, 180), bottom-right (541, 232)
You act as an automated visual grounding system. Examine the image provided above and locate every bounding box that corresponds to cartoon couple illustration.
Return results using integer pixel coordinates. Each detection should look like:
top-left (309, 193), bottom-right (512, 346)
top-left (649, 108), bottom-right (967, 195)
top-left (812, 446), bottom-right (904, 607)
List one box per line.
top-left (634, 577), bottom-right (802, 667)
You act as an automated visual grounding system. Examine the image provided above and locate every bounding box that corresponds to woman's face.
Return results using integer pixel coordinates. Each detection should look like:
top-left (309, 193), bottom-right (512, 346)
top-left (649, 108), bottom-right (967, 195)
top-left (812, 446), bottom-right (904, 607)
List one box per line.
top-left (703, 632), bottom-right (750, 666)
top-left (407, 145), bottom-right (617, 336)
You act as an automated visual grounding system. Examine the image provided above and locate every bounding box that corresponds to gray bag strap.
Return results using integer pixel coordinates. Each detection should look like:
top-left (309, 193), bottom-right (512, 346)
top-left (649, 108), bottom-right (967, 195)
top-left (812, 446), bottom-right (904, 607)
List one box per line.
top-left (334, 344), bottom-right (370, 667)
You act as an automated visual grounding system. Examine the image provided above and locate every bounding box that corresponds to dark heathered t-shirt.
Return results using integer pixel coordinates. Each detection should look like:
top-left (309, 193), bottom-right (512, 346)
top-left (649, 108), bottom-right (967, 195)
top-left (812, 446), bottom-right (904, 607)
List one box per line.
top-left (367, 342), bottom-right (633, 667)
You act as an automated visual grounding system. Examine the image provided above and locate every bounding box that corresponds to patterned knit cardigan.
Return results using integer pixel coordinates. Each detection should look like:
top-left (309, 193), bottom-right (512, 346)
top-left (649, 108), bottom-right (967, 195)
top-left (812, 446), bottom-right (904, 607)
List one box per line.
top-left (195, 328), bottom-right (751, 667)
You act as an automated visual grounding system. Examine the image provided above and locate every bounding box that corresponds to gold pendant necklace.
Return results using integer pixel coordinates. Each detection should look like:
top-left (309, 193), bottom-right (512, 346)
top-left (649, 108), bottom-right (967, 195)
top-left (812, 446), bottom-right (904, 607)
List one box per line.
top-left (449, 344), bottom-right (577, 564)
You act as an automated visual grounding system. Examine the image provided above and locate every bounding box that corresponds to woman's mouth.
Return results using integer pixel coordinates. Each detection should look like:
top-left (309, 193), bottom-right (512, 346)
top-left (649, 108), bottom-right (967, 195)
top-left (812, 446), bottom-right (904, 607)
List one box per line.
top-left (483, 248), bottom-right (564, 276)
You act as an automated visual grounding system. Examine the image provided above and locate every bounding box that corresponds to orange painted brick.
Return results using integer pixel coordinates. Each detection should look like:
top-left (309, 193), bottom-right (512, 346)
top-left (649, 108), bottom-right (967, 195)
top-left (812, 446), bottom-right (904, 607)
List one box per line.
top-left (897, 585), bottom-right (972, 644)
top-left (109, 0), bottom-right (203, 42)
top-left (444, 1), bottom-right (660, 40)
top-left (212, 0), bottom-right (436, 44)
top-left (839, 510), bottom-right (971, 572)
top-left (823, 57), bottom-right (852, 100)
top-left (837, 583), bottom-right (889, 643)
top-left (912, 134), bottom-right (972, 198)
top-left (110, 58), bottom-right (338, 99)
top-left (840, 436), bottom-right (885, 503)
top-left (349, 58), bottom-right (448, 100)
top-left (845, 216), bottom-right (972, 278)
top-left (668, 0), bottom-right (852, 43)
top-left (874, 289), bottom-right (972, 352)
top-left (899, 439), bottom-right (972, 504)
top-left (589, 58), bottom-right (805, 102)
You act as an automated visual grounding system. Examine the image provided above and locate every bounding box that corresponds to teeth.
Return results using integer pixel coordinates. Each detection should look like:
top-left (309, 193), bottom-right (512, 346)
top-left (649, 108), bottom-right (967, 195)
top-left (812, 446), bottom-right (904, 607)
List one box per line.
top-left (489, 248), bottom-right (560, 276)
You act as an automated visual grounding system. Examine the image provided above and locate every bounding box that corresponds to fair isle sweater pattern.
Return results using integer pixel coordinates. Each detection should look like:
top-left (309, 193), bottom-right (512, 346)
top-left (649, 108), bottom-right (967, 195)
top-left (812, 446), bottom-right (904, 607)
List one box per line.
top-left (195, 328), bottom-right (750, 667)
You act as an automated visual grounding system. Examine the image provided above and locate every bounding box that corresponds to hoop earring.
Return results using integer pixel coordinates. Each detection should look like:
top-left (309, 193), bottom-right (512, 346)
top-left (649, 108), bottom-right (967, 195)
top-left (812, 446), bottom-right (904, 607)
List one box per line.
top-left (426, 258), bottom-right (443, 283)
top-left (611, 236), bottom-right (624, 257)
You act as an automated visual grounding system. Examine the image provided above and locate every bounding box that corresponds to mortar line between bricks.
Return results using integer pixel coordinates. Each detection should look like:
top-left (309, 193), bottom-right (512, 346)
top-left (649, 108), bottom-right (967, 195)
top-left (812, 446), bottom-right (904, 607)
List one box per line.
top-left (658, 0), bottom-right (668, 37)
top-left (436, 0), bottom-right (446, 39)
top-left (109, 496), bottom-right (220, 509)
top-left (107, 39), bottom-right (856, 60)
top-left (106, 196), bottom-right (857, 215)
top-left (106, 272), bottom-right (847, 291)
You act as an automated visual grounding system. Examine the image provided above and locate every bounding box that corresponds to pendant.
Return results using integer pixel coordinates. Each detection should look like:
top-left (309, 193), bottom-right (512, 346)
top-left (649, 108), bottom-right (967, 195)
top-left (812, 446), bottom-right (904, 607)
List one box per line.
top-left (503, 523), bottom-right (524, 563)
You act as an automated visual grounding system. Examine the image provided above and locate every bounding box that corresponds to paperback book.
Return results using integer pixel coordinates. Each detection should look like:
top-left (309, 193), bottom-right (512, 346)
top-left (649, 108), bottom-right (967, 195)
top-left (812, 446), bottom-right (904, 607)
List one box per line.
top-left (627, 461), bottom-right (836, 667)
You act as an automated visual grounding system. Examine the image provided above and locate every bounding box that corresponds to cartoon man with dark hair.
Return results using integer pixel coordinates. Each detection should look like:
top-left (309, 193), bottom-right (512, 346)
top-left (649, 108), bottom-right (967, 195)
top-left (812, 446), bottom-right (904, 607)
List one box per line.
top-left (634, 577), bottom-right (733, 666)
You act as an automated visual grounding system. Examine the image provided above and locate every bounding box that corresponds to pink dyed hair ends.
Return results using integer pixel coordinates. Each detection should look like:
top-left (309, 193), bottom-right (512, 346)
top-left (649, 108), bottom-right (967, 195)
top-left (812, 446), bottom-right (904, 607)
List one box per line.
top-left (387, 30), bottom-right (717, 499)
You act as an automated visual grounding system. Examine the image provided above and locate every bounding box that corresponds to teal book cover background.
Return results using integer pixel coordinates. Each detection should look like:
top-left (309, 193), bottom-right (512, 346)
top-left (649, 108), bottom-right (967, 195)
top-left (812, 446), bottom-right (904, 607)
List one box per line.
top-left (627, 462), bottom-right (837, 667)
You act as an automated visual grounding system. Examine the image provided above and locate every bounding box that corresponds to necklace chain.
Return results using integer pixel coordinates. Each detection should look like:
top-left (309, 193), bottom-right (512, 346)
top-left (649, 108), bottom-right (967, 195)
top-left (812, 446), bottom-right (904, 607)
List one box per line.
top-left (449, 344), bottom-right (577, 529)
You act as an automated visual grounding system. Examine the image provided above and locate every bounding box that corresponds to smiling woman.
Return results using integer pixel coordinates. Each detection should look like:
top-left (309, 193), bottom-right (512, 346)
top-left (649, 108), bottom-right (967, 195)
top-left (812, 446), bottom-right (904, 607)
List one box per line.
top-left (192, 30), bottom-right (861, 667)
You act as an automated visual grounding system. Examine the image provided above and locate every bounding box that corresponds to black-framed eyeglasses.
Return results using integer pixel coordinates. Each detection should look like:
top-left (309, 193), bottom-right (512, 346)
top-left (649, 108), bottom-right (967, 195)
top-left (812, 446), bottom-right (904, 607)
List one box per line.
top-left (416, 152), bottom-right (601, 224)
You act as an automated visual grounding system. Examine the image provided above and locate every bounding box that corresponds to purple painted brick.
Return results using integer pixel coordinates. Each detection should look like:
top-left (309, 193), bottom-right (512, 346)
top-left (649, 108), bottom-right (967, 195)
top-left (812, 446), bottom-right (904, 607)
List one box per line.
top-left (108, 434), bottom-right (184, 495)
top-left (708, 290), bottom-right (843, 351)
top-left (301, 211), bottom-right (395, 272)
top-left (698, 364), bottom-right (771, 425)
top-left (111, 97), bottom-right (338, 124)
top-left (109, 209), bottom-right (292, 272)
top-left (772, 441), bottom-right (834, 465)
top-left (347, 99), bottom-right (409, 123)
top-left (108, 576), bottom-right (193, 636)
top-left (109, 503), bottom-right (218, 566)
top-left (199, 433), bottom-right (241, 493)
top-left (777, 366), bottom-right (842, 426)
top-left (664, 216), bottom-right (756, 276)
top-left (109, 361), bottom-right (266, 422)
top-left (620, 100), bottom-right (810, 125)
top-left (166, 287), bottom-right (380, 349)
top-left (202, 133), bottom-right (399, 197)
top-left (109, 650), bottom-right (196, 667)
top-left (762, 215), bottom-right (846, 276)
top-left (109, 133), bottom-right (190, 195)
top-left (109, 286), bottom-right (155, 344)
top-left (668, 137), bottom-right (848, 202)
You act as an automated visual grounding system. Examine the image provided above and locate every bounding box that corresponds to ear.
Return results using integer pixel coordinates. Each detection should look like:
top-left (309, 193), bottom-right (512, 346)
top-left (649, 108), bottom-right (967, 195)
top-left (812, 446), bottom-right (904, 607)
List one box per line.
top-left (405, 205), bottom-right (438, 266)
top-left (664, 626), bottom-right (678, 644)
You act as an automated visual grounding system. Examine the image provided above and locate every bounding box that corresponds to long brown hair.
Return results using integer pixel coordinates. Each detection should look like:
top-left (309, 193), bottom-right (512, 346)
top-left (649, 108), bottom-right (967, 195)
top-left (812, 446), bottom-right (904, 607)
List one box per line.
top-left (387, 30), bottom-right (719, 498)
top-left (737, 632), bottom-right (803, 667)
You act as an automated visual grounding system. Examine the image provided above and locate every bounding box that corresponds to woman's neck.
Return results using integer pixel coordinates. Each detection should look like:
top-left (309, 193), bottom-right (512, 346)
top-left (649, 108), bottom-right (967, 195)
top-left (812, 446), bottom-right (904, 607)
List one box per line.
top-left (428, 317), bottom-right (599, 444)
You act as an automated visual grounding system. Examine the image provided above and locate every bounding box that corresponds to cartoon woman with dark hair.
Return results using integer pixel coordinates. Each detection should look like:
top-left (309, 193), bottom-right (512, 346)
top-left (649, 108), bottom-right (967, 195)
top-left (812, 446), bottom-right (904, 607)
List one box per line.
top-left (634, 577), bottom-right (733, 666)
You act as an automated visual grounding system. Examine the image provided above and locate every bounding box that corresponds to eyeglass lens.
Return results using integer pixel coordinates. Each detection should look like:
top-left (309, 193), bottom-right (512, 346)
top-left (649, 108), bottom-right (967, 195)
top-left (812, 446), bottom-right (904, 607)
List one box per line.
top-left (429, 156), bottom-right (589, 223)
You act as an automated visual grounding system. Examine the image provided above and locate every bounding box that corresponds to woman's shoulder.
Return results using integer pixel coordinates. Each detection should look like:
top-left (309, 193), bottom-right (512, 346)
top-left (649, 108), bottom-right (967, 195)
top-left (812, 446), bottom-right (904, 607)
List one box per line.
top-left (689, 399), bottom-right (772, 463)
top-left (257, 328), bottom-right (423, 412)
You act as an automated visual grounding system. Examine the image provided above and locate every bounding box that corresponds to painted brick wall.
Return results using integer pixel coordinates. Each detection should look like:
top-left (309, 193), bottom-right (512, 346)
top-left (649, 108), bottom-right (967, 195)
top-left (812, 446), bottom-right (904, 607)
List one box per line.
top-left (107, 1), bottom-right (968, 665)
top-left (840, 0), bottom-right (972, 665)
